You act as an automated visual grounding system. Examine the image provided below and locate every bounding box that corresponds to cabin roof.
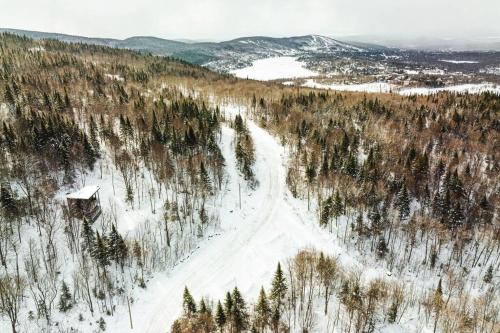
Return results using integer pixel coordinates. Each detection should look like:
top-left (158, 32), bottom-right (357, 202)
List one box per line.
top-left (67, 185), bottom-right (100, 200)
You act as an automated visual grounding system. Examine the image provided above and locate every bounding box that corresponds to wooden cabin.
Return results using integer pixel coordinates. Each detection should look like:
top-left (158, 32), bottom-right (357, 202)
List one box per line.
top-left (66, 186), bottom-right (102, 222)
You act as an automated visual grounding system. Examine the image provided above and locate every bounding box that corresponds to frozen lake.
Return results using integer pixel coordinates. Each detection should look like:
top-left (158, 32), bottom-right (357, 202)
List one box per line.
top-left (231, 56), bottom-right (318, 80)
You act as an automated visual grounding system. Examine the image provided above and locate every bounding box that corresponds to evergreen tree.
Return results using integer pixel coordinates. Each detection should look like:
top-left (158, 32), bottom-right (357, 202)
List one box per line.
top-left (116, 235), bottom-right (128, 269)
top-left (332, 190), bottom-right (343, 226)
top-left (232, 287), bottom-right (248, 332)
top-left (270, 263), bottom-right (287, 330)
top-left (108, 224), bottom-right (121, 263)
top-left (224, 291), bottom-right (233, 322)
top-left (395, 183), bottom-right (411, 220)
top-left (234, 114), bottom-right (245, 134)
top-left (215, 300), bottom-right (226, 332)
top-left (344, 153), bottom-right (358, 177)
top-left (83, 134), bottom-right (97, 170)
top-left (58, 281), bottom-right (73, 312)
top-left (319, 196), bottom-right (332, 227)
top-left (182, 286), bottom-right (197, 317)
top-left (93, 232), bottom-right (110, 269)
top-left (199, 161), bottom-right (213, 194)
top-left (254, 287), bottom-right (271, 332)
top-left (199, 298), bottom-right (209, 314)
top-left (81, 218), bottom-right (95, 253)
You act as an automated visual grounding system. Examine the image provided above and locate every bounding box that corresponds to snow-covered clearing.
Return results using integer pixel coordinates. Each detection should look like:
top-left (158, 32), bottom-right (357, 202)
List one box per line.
top-left (302, 79), bottom-right (500, 95)
top-left (439, 59), bottom-right (479, 64)
top-left (399, 82), bottom-right (500, 95)
top-left (231, 57), bottom-right (318, 81)
top-left (302, 79), bottom-right (396, 93)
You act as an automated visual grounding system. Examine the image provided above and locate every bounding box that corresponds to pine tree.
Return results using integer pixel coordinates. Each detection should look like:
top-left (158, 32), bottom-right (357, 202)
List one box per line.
top-left (81, 218), bottom-right (95, 253)
top-left (215, 300), bottom-right (226, 332)
top-left (182, 286), bottom-right (197, 318)
top-left (234, 114), bottom-right (245, 134)
top-left (319, 196), bottom-right (332, 227)
top-left (199, 161), bottom-right (213, 194)
top-left (224, 291), bottom-right (233, 325)
top-left (254, 287), bottom-right (271, 332)
top-left (395, 183), bottom-right (410, 220)
top-left (270, 263), bottom-right (287, 330)
top-left (199, 298), bottom-right (208, 314)
top-left (116, 235), bottom-right (128, 269)
top-left (93, 232), bottom-right (110, 269)
top-left (344, 153), bottom-right (358, 177)
top-left (58, 281), bottom-right (73, 312)
top-left (332, 190), bottom-right (343, 226)
top-left (83, 134), bottom-right (97, 170)
top-left (232, 287), bottom-right (248, 332)
top-left (151, 111), bottom-right (163, 143)
top-left (108, 224), bottom-right (121, 263)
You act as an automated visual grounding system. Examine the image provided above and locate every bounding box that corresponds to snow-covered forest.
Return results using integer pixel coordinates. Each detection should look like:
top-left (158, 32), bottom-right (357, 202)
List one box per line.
top-left (0, 32), bottom-right (498, 333)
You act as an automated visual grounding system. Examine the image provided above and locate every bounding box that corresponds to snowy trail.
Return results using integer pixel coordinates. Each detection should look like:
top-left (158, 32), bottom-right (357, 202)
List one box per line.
top-left (109, 106), bottom-right (334, 333)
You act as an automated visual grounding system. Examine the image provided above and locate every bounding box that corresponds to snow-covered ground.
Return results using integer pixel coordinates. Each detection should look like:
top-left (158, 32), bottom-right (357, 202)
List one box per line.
top-left (439, 59), bottom-right (479, 64)
top-left (303, 79), bottom-right (396, 93)
top-left (231, 56), bottom-right (318, 81)
top-left (302, 79), bottom-right (500, 95)
top-left (399, 82), bottom-right (500, 95)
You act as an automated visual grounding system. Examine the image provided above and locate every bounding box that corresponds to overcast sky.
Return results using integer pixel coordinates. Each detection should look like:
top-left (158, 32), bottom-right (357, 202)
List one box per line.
top-left (1, 0), bottom-right (499, 40)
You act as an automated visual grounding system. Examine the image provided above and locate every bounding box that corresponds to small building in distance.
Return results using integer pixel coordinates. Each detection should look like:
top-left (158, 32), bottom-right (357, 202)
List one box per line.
top-left (66, 185), bottom-right (102, 222)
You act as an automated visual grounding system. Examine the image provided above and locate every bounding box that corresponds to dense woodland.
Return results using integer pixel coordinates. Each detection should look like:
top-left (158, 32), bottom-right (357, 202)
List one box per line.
top-left (0, 32), bottom-right (498, 333)
top-left (0, 33), bottom-right (240, 332)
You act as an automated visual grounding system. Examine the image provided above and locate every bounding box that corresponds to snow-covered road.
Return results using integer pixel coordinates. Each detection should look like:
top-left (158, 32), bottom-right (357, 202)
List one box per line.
top-left (109, 106), bottom-right (333, 333)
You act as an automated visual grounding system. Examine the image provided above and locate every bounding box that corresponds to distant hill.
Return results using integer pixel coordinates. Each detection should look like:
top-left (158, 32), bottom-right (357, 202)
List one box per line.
top-left (0, 28), bottom-right (375, 70)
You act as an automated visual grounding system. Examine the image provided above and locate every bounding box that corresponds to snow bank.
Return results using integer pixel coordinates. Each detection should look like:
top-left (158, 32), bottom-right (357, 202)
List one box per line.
top-left (231, 56), bottom-right (318, 81)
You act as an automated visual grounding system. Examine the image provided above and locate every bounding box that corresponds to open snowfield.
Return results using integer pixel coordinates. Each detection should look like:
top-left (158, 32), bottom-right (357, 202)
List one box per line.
top-left (231, 56), bottom-right (318, 80)
top-left (303, 78), bottom-right (396, 93)
top-left (302, 79), bottom-right (500, 95)
top-left (399, 82), bottom-right (500, 95)
top-left (439, 59), bottom-right (479, 64)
